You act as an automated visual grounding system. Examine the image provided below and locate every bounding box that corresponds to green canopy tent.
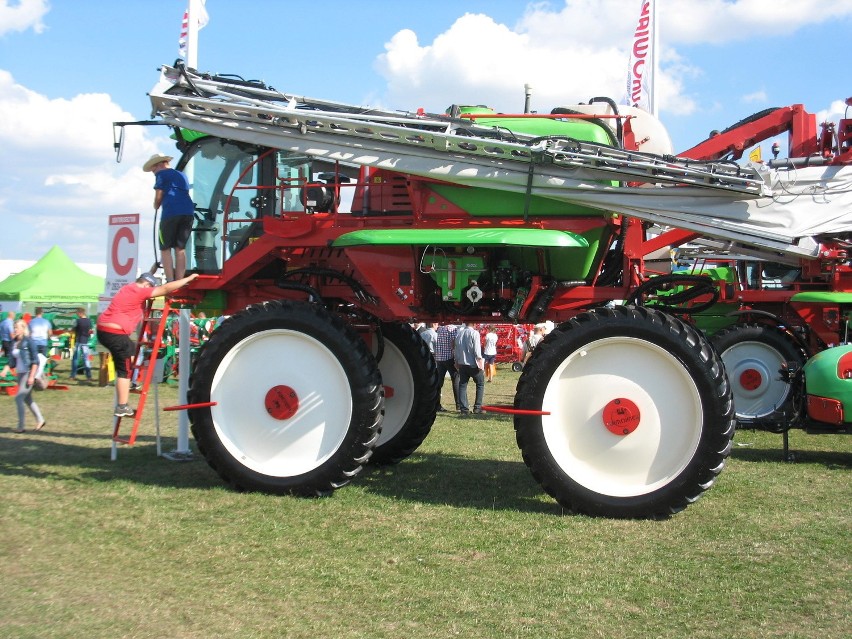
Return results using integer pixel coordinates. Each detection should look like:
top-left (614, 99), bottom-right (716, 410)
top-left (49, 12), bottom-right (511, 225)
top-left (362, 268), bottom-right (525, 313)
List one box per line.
top-left (0, 246), bottom-right (104, 314)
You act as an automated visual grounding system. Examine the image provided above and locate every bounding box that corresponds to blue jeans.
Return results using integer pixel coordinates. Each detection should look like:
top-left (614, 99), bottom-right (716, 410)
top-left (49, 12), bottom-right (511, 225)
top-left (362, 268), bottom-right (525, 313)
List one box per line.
top-left (16, 373), bottom-right (44, 429)
top-left (457, 364), bottom-right (485, 412)
top-left (436, 358), bottom-right (460, 410)
top-left (71, 343), bottom-right (92, 379)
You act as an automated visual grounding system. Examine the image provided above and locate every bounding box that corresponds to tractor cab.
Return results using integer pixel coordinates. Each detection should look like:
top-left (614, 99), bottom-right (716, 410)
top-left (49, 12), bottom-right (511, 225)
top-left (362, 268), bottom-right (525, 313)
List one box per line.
top-left (177, 135), bottom-right (357, 275)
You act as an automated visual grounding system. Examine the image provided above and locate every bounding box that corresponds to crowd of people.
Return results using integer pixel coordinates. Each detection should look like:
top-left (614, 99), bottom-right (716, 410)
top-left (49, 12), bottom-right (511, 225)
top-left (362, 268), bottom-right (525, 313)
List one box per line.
top-left (2, 152), bottom-right (198, 429)
top-left (415, 321), bottom-right (550, 417)
top-left (2, 286), bottom-right (204, 429)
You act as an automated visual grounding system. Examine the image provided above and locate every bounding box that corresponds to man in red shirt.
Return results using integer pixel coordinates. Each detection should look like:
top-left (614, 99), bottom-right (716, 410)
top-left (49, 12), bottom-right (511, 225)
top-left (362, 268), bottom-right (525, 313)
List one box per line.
top-left (97, 272), bottom-right (198, 416)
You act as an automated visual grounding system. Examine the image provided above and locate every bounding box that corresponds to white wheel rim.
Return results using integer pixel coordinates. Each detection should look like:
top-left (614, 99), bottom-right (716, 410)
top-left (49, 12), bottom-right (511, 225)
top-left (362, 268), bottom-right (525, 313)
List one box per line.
top-left (721, 341), bottom-right (790, 419)
top-left (210, 328), bottom-right (352, 477)
top-left (541, 336), bottom-right (703, 498)
top-left (374, 340), bottom-right (415, 447)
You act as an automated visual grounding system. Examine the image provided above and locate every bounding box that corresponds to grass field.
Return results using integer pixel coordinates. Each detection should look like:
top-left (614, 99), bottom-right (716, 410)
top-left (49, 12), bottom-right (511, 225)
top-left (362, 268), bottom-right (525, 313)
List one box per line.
top-left (1, 363), bottom-right (850, 639)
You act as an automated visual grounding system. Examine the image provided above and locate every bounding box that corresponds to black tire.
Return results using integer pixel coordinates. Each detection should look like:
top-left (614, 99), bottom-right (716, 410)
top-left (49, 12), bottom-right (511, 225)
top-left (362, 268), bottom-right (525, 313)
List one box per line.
top-left (514, 306), bottom-right (734, 518)
top-left (512, 361), bottom-right (523, 372)
top-left (369, 322), bottom-right (439, 465)
top-left (711, 324), bottom-right (806, 422)
top-left (188, 300), bottom-right (383, 496)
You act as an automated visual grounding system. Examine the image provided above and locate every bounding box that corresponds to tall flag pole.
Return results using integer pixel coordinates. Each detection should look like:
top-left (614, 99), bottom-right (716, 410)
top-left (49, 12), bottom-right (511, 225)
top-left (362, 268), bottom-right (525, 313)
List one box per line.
top-left (178, 0), bottom-right (209, 69)
top-left (625, 0), bottom-right (657, 116)
top-left (175, 0), bottom-right (208, 456)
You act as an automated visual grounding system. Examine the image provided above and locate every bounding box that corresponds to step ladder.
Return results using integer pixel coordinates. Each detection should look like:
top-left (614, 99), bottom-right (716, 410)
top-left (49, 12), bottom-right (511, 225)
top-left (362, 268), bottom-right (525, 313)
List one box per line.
top-left (111, 297), bottom-right (174, 448)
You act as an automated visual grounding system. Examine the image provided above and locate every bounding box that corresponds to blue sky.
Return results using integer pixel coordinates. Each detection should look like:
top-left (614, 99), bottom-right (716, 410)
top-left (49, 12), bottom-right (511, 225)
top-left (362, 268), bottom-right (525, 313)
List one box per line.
top-left (0, 0), bottom-right (850, 266)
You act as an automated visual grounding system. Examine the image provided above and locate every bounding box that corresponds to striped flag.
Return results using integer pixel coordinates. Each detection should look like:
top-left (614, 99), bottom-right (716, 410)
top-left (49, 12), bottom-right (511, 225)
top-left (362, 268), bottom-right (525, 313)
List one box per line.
top-left (178, 0), bottom-right (209, 63)
top-left (624, 0), bottom-right (657, 115)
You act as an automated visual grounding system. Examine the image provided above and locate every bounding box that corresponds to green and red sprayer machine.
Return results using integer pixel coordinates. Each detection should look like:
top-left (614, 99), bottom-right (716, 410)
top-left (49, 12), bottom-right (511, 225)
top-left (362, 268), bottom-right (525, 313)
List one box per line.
top-left (115, 63), bottom-right (851, 517)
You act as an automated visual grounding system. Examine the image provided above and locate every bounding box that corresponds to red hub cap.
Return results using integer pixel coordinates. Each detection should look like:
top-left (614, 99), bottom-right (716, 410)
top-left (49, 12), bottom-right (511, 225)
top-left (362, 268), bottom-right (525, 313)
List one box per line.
top-left (264, 385), bottom-right (299, 420)
top-left (602, 398), bottom-right (641, 436)
top-left (739, 368), bottom-right (762, 391)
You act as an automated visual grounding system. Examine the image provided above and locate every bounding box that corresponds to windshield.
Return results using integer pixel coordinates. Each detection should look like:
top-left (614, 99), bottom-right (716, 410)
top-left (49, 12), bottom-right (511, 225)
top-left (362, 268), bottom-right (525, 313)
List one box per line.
top-left (178, 137), bottom-right (358, 273)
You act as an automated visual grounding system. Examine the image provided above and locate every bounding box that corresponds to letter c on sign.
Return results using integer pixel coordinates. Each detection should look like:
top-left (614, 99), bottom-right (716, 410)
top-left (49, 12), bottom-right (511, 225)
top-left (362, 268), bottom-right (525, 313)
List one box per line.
top-left (112, 227), bottom-right (135, 276)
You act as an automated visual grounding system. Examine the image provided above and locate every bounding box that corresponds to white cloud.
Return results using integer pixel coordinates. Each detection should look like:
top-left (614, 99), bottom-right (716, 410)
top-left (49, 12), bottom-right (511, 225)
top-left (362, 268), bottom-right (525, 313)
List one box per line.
top-left (662, 0), bottom-right (852, 44)
top-left (377, 12), bottom-right (630, 114)
top-left (0, 0), bottom-right (49, 36)
top-left (742, 90), bottom-right (767, 103)
top-left (0, 70), bottom-right (169, 263)
top-left (375, 0), bottom-right (852, 117)
top-left (816, 99), bottom-right (850, 134)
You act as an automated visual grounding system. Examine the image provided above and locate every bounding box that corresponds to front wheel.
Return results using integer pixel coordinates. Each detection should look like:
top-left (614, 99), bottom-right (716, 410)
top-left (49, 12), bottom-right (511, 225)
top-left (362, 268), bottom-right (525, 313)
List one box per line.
top-left (188, 300), bottom-right (383, 496)
top-left (514, 306), bottom-right (734, 518)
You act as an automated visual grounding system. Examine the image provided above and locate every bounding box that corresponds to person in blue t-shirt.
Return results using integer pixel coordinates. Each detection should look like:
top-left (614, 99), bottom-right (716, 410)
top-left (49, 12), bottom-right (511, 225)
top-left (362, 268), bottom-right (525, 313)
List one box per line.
top-left (28, 307), bottom-right (52, 356)
top-left (0, 310), bottom-right (15, 377)
top-left (143, 153), bottom-right (196, 282)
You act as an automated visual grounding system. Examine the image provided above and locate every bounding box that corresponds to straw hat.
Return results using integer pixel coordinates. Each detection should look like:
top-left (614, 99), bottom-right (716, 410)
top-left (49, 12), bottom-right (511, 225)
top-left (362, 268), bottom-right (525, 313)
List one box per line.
top-left (143, 153), bottom-right (173, 172)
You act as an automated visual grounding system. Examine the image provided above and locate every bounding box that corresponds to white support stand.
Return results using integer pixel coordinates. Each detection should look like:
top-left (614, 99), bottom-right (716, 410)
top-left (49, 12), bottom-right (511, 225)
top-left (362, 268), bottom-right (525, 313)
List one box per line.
top-left (110, 384), bottom-right (119, 461)
top-left (162, 309), bottom-right (194, 461)
top-left (110, 415), bottom-right (118, 461)
top-left (154, 363), bottom-right (162, 457)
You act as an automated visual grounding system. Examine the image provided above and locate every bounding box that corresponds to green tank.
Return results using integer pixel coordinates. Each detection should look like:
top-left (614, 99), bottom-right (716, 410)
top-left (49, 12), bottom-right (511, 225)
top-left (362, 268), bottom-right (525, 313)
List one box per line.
top-left (802, 345), bottom-right (852, 426)
top-left (431, 105), bottom-right (617, 219)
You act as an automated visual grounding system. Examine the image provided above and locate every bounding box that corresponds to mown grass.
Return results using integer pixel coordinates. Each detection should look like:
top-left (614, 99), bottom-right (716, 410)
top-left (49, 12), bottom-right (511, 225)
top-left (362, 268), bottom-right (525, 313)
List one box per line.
top-left (1, 364), bottom-right (849, 639)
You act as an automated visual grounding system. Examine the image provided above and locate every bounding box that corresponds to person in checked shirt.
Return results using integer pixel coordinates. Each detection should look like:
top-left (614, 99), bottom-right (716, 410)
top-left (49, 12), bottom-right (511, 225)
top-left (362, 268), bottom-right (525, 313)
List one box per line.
top-left (434, 323), bottom-right (460, 413)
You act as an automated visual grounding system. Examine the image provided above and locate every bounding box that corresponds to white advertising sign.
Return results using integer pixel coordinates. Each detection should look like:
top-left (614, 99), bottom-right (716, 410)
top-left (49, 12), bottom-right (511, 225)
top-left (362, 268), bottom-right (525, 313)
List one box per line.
top-left (99, 214), bottom-right (140, 312)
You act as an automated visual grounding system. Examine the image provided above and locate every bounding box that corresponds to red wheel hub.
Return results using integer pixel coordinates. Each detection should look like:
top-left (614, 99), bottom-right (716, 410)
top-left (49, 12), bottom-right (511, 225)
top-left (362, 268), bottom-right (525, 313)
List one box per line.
top-left (264, 385), bottom-right (299, 420)
top-left (739, 368), bottom-right (762, 391)
top-left (602, 398), bottom-right (641, 436)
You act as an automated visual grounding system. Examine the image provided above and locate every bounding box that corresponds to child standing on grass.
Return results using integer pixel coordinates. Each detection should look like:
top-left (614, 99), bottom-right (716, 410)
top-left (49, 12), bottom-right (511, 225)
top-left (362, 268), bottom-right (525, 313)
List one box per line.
top-left (483, 325), bottom-right (498, 382)
top-left (12, 319), bottom-right (45, 433)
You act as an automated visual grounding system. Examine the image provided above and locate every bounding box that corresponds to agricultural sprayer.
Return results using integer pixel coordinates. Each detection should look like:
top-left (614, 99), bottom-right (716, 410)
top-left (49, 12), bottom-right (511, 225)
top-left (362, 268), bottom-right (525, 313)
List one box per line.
top-left (112, 63), bottom-right (850, 517)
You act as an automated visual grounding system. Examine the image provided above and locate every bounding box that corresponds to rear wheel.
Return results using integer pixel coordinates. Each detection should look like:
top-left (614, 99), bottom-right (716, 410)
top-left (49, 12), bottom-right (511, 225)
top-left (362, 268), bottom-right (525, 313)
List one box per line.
top-left (188, 300), bottom-right (383, 496)
top-left (514, 306), bottom-right (734, 518)
top-left (711, 324), bottom-right (805, 423)
top-left (370, 322), bottom-right (439, 465)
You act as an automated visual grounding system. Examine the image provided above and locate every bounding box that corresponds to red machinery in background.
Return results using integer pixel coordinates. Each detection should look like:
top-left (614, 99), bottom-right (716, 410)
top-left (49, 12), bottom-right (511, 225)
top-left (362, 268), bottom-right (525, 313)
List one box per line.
top-left (476, 323), bottom-right (533, 370)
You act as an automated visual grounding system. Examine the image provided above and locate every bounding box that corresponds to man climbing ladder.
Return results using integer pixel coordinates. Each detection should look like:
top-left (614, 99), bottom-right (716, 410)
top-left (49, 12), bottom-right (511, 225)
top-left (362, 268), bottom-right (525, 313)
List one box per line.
top-left (96, 271), bottom-right (198, 416)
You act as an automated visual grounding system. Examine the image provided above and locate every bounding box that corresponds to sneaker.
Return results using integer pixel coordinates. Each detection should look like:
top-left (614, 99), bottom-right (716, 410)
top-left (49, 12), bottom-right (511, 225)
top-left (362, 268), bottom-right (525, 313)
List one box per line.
top-left (459, 410), bottom-right (469, 418)
top-left (114, 404), bottom-right (136, 418)
top-left (436, 406), bottom-right (448, 413)
top-left (472, 408), bottom-right (484, 414)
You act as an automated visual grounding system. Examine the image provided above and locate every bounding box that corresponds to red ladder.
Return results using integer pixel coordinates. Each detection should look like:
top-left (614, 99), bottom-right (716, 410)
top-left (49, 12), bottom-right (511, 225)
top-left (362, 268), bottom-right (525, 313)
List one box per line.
top-left (112, 297), bottom-right (174, 445)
